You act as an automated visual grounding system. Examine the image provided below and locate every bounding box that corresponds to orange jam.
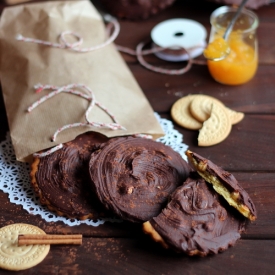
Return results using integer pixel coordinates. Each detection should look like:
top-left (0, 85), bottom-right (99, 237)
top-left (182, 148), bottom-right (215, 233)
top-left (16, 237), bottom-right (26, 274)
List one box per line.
top-left (207, 34), bottom-right (258, 85)
top-left (203, 37), bottom-right (230, 60)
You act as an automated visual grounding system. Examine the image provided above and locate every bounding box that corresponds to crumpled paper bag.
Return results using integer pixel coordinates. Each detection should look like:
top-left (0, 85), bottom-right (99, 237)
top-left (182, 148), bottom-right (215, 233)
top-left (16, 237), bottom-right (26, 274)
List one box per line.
top-left (0, 0), bottom-right (164, 162)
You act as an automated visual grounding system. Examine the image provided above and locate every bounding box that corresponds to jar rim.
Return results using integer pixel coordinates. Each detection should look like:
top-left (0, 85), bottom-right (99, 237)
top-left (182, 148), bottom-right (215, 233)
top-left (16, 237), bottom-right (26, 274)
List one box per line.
top-left (210, 6), bottom-right (259, 33)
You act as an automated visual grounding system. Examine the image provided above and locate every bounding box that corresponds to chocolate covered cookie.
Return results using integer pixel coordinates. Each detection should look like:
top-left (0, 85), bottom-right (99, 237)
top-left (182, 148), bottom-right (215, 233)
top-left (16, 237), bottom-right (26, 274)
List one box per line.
top-left (186, 150), bottom-right (257, 221)
top-left (89, 136), bottom-right (191, 223)
top-left (143, 175), bottom-right (246, 256)
top-left (30, 131), bottom-right (109, 220)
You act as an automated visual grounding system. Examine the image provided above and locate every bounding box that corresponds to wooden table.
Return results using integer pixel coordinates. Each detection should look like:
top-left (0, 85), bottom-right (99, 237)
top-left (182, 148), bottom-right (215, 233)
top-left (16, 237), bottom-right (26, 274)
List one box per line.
top-left (0, 0), bottom-right (275, 274)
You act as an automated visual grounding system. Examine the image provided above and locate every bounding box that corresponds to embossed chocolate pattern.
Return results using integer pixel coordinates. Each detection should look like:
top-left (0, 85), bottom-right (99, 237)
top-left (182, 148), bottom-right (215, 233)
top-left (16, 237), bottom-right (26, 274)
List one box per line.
top-left (89, 136), bottom-right (192, 223)
top-left (32, 131), bottom-right (109, 220)
top-left (149, 176), bottom-right (246, 256)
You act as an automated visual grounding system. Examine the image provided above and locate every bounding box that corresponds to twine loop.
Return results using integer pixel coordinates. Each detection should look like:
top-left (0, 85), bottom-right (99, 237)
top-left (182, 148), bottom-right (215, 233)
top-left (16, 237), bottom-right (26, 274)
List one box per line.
top-left (29, 83), bottom-right (126, 158)
top-left (16, 14), bottom-right (120, 53)
top-left (16, 13), bottom-right (205, 74)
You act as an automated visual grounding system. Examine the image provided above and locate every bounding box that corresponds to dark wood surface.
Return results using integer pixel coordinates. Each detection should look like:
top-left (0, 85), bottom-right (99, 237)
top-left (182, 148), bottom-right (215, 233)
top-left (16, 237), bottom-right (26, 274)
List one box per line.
top-left (0, 0), bottom-right (275, 274)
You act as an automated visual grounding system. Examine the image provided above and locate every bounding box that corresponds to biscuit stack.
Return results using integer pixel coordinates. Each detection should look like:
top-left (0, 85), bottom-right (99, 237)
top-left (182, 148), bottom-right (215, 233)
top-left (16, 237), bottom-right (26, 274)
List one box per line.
top-left (171, 94), bottom-right (244, 146)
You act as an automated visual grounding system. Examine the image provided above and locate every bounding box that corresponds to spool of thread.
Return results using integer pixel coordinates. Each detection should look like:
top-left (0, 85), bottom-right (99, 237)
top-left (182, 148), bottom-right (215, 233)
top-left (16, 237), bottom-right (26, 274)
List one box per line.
top-left (150, 18), bottom-right (207, 62)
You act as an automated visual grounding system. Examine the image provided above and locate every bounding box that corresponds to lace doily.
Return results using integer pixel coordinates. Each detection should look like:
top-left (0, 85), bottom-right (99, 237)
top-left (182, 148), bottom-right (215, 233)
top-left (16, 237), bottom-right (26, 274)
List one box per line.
top-left (0, 113), bottom-right (188, 227)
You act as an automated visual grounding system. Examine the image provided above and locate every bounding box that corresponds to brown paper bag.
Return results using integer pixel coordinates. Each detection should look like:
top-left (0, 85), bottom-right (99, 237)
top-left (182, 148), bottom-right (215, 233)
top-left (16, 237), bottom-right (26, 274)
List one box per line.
top-left (0, 0), bottom-right (164, 162)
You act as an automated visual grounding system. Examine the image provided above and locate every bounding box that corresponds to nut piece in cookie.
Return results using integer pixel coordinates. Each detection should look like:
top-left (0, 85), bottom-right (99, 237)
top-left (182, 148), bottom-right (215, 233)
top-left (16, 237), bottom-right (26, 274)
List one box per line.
top-left (186, 150), bottom-right (257, 221)
top-left (143, 176), bottom-right (246, 256)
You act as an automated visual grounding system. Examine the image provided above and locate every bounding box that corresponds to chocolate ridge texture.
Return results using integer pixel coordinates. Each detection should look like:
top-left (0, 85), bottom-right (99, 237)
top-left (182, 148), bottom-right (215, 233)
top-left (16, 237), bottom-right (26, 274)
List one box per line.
top-left (144, 175), bottom-right (246, 256)
top-left (30, 131), bottom-right (110, 220)
top-left (89, 136), bottom-right (192, 223)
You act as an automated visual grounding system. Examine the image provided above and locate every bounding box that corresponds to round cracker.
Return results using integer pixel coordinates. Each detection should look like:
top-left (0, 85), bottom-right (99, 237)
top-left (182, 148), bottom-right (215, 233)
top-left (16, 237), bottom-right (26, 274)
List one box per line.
top-left (190, 94), bottom-right (244, 125)
top-left (226, 107), bottom-right (245, 125)
top-left (190, 94), bottom-right (224, 122)
top-left (171, 95), bottom-right (203, 130)
top-left (0, 223), bottom-right (50, 271)
top-left (198, 103), bottom-right (232, 146)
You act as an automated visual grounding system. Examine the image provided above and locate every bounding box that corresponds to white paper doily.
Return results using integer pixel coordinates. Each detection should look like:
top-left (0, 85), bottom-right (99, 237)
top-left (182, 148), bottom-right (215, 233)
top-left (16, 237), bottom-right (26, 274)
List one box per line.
top-left (0, 113), bottom-right (188, 227)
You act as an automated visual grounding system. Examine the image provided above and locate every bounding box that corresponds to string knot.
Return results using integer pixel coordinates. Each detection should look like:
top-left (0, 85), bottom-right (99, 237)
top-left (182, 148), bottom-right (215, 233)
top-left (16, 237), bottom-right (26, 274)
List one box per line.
top-left (27, 83), bottom-right (126, 157)
top-left (16, 15), bottom-right (120, 53)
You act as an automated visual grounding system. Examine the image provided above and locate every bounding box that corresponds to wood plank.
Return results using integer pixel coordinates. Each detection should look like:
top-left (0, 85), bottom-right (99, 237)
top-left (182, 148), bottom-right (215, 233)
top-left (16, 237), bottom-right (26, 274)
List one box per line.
top-left (1, 172), bottom-right (275, 238)
top-left (0, 1), bottom-right (274, 273)
top-left (0, 191), bottom-right (141, 238)
top-left (231, 172), bottom-right (275, 238)
top-left (161, 113), bottom-right (275, 171)
top-left (0, 238), bottom-right (273, 274)
top-left (0, 89), bottom-right (10, 141)
top-left (0, 0), bottom-right (274, 65)
top-left (117, 22), bottom-right (275, 65)
top-left (1, 82), bottom-right (275, 171)
top-left (130, 64), bottom-right (275, 114)
top-left (114, 1), bottom-right (275, 65)
top-left (257, 22), bottom-right (275, 64)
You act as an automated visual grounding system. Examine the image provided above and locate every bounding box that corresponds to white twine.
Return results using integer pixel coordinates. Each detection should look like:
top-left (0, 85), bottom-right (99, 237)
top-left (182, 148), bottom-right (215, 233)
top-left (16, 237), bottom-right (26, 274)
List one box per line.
top-left (132, 134), bottom-right (153, 139)
top-left (28, 83), bottom-right (126, 158)
top-left (16, 14), bottom-right (120, 53)
top-left (33, 144), bottom-right (64, 158)
top-left (16, 14), bottom-right (205, 75)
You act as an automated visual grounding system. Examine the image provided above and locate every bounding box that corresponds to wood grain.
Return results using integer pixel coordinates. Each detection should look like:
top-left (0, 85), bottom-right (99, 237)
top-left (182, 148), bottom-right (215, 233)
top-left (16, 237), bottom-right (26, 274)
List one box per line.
top-left (0, 172), bottom-right (274, 238)
top-left (0, 237), bottom-right (274, 275)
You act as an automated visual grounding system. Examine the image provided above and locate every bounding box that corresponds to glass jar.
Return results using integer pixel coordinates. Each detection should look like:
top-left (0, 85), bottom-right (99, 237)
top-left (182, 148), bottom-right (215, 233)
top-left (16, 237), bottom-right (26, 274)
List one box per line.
top-left (207, 6), bottom-right (259, 85)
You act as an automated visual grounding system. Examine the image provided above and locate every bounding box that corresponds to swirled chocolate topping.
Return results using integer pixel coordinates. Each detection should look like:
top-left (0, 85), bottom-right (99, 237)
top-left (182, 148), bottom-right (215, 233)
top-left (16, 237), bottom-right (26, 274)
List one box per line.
top-left (186, 150), bottom-right (257, 221)
top-left (89, 136), bottom-right (192, 223)
top-left (30, 131), bottom-right (109, 220)
top-left (145, 175), bottom-right (246, 256)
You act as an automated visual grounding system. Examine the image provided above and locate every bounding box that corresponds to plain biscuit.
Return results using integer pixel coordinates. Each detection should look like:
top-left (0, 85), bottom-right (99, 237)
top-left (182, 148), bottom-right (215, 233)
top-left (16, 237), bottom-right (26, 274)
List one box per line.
top-left (198, 102), bottom-right (232, 146)
top-left (190, 94), bottom-right (244, 125)
top-left (226, 107), bottom-right (245, 125)
top-left (171, 95), bottom-right (203, 130)
top-left (0, 223), bottom-right (50, 271)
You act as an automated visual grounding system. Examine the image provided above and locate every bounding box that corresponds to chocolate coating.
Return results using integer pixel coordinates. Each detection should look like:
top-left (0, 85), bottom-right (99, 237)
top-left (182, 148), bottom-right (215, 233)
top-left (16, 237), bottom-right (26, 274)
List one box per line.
top-left (89, 136), bottom-right (191, 223)
top-left (187, 150), bottom-right (257, 220)
top-left (149, 175), bottom-right (246, 256)
top-left (31, 131), bottom-right (109, 220)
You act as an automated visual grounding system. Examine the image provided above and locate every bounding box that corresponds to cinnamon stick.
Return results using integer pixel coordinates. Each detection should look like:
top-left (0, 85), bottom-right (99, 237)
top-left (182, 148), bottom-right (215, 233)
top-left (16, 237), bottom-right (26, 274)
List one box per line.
top-left (18, 234), bottom-right (82, 246)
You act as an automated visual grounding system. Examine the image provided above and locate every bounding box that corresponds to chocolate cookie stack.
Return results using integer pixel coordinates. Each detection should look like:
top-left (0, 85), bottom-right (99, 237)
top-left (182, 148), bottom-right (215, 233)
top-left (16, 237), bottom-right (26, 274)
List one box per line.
top-left (31, 132), bottom-right (191, 222)
top-left (30, 132), bottom-right (256, 257)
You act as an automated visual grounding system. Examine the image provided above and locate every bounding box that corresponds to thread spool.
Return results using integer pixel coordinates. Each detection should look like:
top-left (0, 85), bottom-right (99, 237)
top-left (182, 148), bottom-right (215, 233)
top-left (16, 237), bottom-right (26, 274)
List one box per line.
top-left (150, 18), bottom-right (207, 62)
